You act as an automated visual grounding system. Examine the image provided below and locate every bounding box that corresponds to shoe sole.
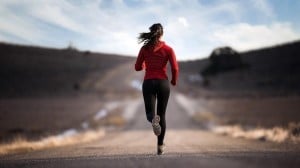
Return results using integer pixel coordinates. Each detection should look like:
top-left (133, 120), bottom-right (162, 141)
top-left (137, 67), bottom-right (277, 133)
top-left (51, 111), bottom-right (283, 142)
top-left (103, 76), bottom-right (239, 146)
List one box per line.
top-left (152, 115), bottom-right (161, 136)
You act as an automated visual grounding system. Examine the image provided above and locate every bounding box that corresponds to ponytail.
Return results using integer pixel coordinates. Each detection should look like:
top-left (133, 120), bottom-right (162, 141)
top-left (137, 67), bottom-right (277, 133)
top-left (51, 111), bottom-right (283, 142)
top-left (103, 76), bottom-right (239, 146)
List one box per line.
top-left (138, 23), bottom-right (163, 46)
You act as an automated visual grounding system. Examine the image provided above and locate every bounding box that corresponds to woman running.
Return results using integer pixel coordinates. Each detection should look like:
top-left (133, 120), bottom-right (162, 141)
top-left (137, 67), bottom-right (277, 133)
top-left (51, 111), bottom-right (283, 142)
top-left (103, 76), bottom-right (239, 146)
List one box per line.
top-left (135, 23), bottom-right (179, 155)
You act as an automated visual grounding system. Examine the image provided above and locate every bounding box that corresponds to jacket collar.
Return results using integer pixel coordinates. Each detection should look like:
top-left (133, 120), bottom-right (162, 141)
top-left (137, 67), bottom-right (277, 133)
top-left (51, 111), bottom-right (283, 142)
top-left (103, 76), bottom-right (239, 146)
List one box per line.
top-left (153, 41), bottom-right (165, 52)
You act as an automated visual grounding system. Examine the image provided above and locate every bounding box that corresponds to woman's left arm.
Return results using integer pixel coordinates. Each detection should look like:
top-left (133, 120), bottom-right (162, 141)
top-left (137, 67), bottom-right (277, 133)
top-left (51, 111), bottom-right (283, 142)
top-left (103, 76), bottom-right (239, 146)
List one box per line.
top-left (168, 48), bottom-right (179, 86)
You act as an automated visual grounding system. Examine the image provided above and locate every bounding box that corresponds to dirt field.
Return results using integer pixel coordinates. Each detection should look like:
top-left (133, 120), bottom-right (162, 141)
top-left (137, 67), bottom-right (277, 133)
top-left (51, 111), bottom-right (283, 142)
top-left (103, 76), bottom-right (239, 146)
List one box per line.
top-left (193, 96), bottom-right (300, 128)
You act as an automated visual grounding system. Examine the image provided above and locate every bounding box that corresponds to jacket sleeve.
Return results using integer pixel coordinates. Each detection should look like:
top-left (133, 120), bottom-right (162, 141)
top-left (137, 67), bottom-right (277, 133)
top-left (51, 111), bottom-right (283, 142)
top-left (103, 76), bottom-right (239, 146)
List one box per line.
top-left (135, 47), bottom-right (145, 71)
top-left (168, 48), bottom-right (179, 85)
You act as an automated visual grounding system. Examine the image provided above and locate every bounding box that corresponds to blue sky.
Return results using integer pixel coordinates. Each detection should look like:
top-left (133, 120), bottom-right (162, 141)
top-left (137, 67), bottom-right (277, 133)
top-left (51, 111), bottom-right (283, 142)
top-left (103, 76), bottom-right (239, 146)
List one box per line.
top-left (0, 0), bottom-right (299, 60)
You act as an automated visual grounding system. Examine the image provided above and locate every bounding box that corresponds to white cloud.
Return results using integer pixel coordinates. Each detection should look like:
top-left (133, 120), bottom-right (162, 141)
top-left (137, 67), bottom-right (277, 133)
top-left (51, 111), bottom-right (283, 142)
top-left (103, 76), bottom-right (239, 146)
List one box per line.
top-left (212, 22), bottom-right (300, 51)
top-left (0, 0), bottom-right (299, 60)
top-left (30, 2), bottom-right (83, 34)
top-left (250, 0), bottom-right (274, 18)
top-left (0, 4), bottom-right (44, 43)
top-left (178, 17), bottom-right (189, 28)
top-left (205, 0), bottom-right (242, 20)
top-left (101, 31), bottom-right (139, 55)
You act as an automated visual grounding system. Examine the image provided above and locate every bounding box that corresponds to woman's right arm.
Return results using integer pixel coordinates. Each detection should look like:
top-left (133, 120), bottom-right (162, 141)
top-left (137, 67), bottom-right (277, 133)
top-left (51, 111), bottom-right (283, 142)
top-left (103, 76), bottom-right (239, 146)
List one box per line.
top-left (135, 47), bottom-right (145, 71)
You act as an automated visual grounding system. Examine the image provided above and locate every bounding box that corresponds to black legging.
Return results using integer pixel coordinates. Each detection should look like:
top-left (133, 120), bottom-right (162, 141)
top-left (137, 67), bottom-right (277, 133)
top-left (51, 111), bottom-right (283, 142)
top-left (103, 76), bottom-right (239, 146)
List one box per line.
top-left (142, 79), bottom-right (170, 146)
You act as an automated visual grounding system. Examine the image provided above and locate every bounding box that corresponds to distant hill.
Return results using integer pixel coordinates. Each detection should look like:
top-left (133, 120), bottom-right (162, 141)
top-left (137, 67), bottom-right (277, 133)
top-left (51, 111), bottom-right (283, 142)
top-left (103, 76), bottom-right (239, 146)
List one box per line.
top-left (2, 41), bottom-right (300, 98)
top-left (0, 43), bottom-right (135, 98)
top-left (179, 40), bottom-right (300, 97)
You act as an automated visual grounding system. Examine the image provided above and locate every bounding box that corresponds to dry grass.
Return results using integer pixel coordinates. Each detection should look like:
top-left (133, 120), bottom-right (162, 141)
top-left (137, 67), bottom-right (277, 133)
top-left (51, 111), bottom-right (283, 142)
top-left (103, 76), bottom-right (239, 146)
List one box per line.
top-left (105, 115), bottom-right (126, 127)
top-left (193, 111), bottom-right (216, 123)
top-left (0, 129), bottom-right (105, 155)
top-left (212, 122), bottom-right (300, 143)
top-left (89, 108), bottom-right (127, 128)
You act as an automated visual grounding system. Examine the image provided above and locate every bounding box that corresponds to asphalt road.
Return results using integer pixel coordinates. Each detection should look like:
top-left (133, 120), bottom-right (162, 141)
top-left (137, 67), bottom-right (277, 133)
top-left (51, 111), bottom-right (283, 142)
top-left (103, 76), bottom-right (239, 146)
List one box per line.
top-left (1, 92), bottom-right (300, 168)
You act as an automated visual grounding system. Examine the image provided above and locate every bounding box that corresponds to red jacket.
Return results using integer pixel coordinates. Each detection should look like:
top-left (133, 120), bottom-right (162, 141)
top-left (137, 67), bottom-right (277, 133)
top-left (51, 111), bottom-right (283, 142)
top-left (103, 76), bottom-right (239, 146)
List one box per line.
top-left (135, 41), bottom-right (179, 85)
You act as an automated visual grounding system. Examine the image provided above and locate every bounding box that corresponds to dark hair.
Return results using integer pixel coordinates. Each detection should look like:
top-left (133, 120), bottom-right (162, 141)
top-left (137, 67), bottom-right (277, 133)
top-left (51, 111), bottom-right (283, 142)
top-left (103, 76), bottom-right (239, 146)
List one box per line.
top-left (138, 23), bottom-right (163, 46)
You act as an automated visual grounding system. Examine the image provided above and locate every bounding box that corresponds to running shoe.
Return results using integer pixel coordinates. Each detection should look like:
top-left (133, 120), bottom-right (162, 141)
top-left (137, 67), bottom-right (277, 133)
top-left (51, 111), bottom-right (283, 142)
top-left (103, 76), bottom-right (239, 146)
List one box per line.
top-left (157, 144), bottom-right (165, 155)
top-left (152, 115), bottom-right (161, 136)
